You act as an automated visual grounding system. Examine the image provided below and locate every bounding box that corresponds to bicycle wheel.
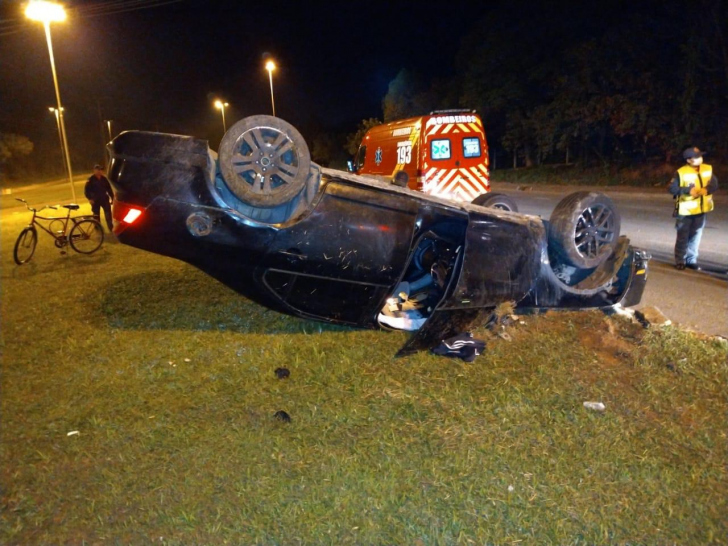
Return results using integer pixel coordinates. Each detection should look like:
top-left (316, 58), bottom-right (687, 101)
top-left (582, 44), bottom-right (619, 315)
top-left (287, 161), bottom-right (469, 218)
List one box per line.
top-left (13, 227), bottom-right (38, 265)
top-left (69, 219), bottom-right (104, 254)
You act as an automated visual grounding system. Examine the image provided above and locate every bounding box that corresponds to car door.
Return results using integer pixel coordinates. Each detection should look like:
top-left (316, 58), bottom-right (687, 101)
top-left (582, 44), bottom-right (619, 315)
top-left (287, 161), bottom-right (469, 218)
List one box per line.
top-left (258, 175), bottom-right (420, 325)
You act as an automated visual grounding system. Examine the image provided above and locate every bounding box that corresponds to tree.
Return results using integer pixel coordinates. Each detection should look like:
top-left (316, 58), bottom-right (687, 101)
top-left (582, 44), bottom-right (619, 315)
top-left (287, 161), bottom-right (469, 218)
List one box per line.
top-left (456, 0), bottom-right (708, 166)
top-left (382, 69), bottom-right (437, 122)
top-left (311, 133), bottom-right (336, 167)
top-left (0, 133), bottom-right (34, 180)
top-left (344, 118), bottom-right (381, 156)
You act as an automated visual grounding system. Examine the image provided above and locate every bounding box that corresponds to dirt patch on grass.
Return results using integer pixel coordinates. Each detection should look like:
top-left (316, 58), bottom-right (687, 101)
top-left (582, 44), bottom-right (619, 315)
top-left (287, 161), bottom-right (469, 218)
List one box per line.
top-left (515, 312), bottom-right (648, 400)
top-left (578, 318), bottom-right (638, 368)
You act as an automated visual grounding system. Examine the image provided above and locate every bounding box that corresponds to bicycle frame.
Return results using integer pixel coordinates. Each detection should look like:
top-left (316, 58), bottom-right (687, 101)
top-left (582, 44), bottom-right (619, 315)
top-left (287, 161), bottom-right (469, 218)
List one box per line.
top-left (19, 200), bottom-right (92, 246)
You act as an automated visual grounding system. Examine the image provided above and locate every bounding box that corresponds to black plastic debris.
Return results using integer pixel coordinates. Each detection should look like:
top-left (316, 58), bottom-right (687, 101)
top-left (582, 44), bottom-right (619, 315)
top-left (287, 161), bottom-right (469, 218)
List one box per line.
top-left (431, 332), bottom-right (486, 362)
top-left (485, 312), bottom-right (516, 331)
top-left (274, 410), bottom-right (291, 423)
top-left (274, 367), bottom-right (290, 379)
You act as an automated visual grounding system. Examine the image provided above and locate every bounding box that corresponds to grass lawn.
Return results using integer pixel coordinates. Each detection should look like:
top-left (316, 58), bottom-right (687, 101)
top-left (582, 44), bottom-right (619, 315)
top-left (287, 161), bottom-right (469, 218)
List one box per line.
top-left (1, 192), bottom-right (727, 544)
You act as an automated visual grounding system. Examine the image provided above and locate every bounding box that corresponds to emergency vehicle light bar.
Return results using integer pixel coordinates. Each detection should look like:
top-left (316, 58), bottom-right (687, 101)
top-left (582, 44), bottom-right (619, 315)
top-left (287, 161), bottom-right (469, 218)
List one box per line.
top-left (430, 109), bottom-right (476, 115)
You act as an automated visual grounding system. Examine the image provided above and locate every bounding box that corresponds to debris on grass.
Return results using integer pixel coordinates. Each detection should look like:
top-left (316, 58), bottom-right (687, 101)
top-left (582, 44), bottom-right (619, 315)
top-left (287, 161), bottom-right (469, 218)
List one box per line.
top-left (610, 303), bottom-right (637, 320)
top-left (486, 301), bottom-right (518, 331)
top-left (431, 333), bottom-right (486, 362)
top-left (66, 430), bottom-right (79, 436)
top-left (274, 367), bottom-right (290, 379)
top-left (273, 410), bottom-right (291, 423)
top-left (583, 401), bottom-right (606, 412)
top-left (635, 306), bottom-right (672, 328)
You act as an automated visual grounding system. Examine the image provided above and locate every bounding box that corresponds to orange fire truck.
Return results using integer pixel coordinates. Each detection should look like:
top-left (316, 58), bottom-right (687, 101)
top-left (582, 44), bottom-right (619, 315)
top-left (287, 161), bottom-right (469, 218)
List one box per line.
top-left (350, 110), bottom-right (509, 207)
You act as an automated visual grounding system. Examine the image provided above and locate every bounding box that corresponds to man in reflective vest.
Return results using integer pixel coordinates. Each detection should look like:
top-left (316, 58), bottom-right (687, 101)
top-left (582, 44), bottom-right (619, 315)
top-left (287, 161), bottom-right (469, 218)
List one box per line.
top-left (668, 147), bottom-right (718, 270)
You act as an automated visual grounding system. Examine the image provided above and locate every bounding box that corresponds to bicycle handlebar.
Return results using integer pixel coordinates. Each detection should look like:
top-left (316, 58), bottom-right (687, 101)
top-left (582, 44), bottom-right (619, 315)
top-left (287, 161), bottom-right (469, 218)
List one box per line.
top-left (15, 198), bottom-right (57, 213)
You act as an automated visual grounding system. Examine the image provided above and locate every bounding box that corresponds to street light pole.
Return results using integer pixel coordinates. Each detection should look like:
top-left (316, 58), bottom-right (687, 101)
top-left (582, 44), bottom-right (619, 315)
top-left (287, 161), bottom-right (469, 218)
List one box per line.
top-left (214, 100), bottom-right (228, 132)
top-left (105, 119), bottom-right (113, 141)
top-left (265, 60), bottom-right (276, 117)
top-left (49, 107), bottom-right (68, 178)
top-left (26, 1), bottom-right (76, 201)
top-left (43, 21), bottom-right (76, 201)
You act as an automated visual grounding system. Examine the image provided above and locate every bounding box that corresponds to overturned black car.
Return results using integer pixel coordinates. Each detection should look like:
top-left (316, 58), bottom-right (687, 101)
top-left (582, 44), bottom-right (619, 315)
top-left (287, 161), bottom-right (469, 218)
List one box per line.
top-left (107, 115), bottom-right (649, 355)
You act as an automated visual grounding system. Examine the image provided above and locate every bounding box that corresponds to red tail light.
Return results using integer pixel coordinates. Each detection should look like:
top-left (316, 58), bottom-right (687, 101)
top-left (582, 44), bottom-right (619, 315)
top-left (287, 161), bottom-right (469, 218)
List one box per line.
top-left (113, 201), bottom-right (144, 234)
top-left (123, 208), bottom-right (142, 224)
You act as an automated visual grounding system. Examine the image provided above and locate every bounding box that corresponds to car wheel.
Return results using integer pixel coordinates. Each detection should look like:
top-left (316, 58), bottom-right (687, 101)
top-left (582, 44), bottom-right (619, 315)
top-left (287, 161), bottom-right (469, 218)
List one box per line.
top-left (392, 171), bottom-right (409, 187)
top-left (472, 192), bottom-right (519, 212)
top-left (548, 191), bottom-right (621, 269)
top-left (219, 115), bottom-right (311, 208)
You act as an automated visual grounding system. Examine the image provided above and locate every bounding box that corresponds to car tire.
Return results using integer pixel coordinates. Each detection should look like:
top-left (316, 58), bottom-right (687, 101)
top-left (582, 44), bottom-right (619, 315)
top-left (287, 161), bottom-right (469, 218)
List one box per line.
top-left (219, 115), bottom-right (311, 208)
top-left (548, 191), bottom-right (621, 269)
top-left (392, 171), bottom-right (409, 187)
top-left (472, 192), bottom-right (519, 212)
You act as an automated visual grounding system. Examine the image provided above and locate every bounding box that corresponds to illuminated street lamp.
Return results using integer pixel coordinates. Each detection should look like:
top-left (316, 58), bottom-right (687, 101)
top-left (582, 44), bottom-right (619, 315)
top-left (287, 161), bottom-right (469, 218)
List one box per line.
top-left (48, 107), bottom-right (68, 178)
top-left (26, 0), bottom-right (76, 201)
top-left (265, 60), bottom-right (276, 117)
top-left (214, 100), bottom-right (229, 132)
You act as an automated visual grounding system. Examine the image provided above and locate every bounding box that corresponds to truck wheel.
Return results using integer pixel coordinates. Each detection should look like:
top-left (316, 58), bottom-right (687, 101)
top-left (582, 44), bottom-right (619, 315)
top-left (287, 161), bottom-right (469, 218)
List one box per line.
top-left (548, 191), bottom-right (620, 269)
top-left (392, 171), bottom-right (409, 187)
top-left (219, 115), bottom-right (311, 208)
top-left (472, 192), bottom-right (519, 212)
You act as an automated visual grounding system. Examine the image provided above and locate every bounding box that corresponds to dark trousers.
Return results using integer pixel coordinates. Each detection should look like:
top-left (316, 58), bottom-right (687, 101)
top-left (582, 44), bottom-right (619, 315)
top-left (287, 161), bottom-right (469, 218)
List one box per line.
top-left (91, 200), bottom-right (113, 231)
top-left (674, 213), bottom-right (706, 265)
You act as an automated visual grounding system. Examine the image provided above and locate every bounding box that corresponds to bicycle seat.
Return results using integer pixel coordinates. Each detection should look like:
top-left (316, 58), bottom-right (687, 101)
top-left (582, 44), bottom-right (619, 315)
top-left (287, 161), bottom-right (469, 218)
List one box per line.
top-left (62, 204), bottom-right (80, 211)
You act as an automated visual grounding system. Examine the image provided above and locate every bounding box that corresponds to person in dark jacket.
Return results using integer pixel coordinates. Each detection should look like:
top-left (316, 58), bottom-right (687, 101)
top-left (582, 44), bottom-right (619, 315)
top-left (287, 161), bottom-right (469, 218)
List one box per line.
top-left (668, 147), bottom-right (719, 271)
top-left (84, 164), bottom-right (115, 232)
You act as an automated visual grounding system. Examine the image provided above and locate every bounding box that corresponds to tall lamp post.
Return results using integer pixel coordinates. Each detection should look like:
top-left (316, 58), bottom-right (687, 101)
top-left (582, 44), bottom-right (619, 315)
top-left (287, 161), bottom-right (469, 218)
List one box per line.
top-left (26, 0), bottom-right (76, 201)
top-left (104, 119), bottom-right (113, 141)
top-left (214, 100), bottom-right (229, 132)
top-left (49, 107), bottom-right (68, 178)
top-left (265, 60), bottom-right (276, 117)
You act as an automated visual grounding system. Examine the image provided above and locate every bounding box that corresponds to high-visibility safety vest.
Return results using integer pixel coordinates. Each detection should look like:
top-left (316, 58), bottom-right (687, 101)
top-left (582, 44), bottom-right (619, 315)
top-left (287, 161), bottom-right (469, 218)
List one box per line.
top-left (676, 164), bottom-right (715, 216)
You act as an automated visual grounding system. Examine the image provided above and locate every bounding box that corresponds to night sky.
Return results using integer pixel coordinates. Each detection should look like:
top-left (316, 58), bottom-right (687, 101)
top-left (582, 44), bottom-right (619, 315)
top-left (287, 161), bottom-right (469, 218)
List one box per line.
top-left (0, 0), bottom-right (493, 171)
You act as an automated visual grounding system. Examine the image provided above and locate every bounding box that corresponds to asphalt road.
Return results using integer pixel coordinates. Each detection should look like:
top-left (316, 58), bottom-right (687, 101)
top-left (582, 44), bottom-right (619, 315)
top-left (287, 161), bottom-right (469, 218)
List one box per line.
top-left (491, 182), bottom-right (728, 338)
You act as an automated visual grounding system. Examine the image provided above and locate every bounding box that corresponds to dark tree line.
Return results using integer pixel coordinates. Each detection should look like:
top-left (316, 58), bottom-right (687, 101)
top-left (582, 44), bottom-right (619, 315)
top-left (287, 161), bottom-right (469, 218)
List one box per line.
top-left (363, 0), bottom-right (727, 169)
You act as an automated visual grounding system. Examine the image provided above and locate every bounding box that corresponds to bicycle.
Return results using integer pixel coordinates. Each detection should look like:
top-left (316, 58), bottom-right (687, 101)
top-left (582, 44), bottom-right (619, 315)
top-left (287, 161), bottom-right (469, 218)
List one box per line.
top-left (13, 198), bottom-right (105, 265)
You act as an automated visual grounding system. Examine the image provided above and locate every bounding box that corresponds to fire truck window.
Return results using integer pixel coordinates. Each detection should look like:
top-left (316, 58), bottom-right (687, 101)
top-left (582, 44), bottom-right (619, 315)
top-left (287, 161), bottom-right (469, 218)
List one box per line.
top-left (431, 139), bottom-right (451, 160)
top-left (463, 138), bottom-right (481, 158)
top-left (356, 145), bottom-right (367, 169)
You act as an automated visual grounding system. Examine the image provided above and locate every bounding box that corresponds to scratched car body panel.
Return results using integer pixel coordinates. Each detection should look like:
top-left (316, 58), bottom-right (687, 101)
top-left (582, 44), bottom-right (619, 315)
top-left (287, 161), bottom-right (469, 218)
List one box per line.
top-left (107, 116), bottom-right (648, 355)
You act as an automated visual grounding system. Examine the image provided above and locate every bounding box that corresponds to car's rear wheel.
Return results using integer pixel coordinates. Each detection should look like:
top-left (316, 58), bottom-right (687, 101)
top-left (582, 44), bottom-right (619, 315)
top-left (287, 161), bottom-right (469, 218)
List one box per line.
top-left (548, 191), bottom-right (620, 269)
top-left (472, 192), bottom-right (519, 212)
top-left (219, 115), bottom-right (311, 208)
